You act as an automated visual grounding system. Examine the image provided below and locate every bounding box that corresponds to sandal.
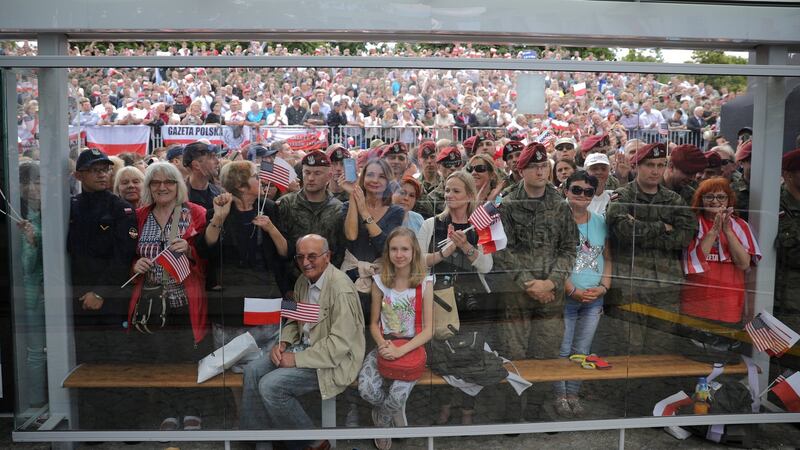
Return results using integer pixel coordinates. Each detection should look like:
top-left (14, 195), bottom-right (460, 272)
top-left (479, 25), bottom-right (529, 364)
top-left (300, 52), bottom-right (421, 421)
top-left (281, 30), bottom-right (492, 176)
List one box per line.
top-left (182, 415), bottom-right (202, 431)
top-left (585, 354), bottom-right (612, 370)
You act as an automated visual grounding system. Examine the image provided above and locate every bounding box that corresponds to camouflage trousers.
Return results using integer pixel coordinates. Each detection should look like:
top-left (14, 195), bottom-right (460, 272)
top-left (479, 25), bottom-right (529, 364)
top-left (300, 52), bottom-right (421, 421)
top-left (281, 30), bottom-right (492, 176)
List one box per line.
top-left (499, 292), bottom-right (564, 361)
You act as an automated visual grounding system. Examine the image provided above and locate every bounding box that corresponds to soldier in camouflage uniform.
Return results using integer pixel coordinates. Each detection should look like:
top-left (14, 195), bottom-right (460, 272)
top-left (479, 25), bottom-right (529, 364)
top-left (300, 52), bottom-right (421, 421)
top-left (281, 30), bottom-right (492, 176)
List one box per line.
top-left (494, 143), bottom-right (578, 361)
top-left (417, 146), bottom-right (463, 218)
top-left (501, 140), bottom-right (524, 191)
top-left (776, 149), bottom-right (800, 340)
top-left (276, 150), bottom-right (344, 299)
top-left (325, 143), bottom-right (351, 203)
top-left (661, 144), bottom-right (707, 205)
top-left (415, 140), bottom-right (440, 195)
top-left (731, 140), bottom-right (752, 220)
top-left (606, 142), bottom-right (697, 353)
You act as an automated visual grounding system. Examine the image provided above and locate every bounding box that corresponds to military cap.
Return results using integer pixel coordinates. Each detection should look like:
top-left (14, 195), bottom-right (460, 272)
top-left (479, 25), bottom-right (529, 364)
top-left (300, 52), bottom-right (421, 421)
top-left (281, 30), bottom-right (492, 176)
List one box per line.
top-left (436, 146), bottom-right (463, 166)
top-left (631, 142), bottom-right (667, 165)
top-left (580, 133), bottom-right (610, 153)
top-left (76, 148), bottom-right (112, 170)
top-left (301, 150), bottom-right (331, 167)
top-left (417, 141), bottom-right (436, 160)
top-left (502, 140), bottom-right (525, 161)
top-left (735, 140), bottom-right (752, 162)
top-left (705, 151), bottom-right (723, 169)
top-left (463, 134), bottom-right (491, 156)
top-left (369, 138), bottom-right (385, 149)
top-left (670, 144), bottom-right (707, 174)
top-left (382, 142), bottom-right (408, 157)
top-left (325, 143), bottom-right (351, 162)
top-left (782, 148), bottom-right (800, 172)
top-left (516, 143), bottom-right (548, 170)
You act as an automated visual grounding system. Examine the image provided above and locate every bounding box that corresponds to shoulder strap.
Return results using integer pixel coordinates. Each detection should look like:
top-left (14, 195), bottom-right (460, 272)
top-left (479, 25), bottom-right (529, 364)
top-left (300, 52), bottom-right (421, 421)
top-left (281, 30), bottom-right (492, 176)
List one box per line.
top-left (168, 204), bottom-right (183, 240)
top-left (414, 284), bottom-right (423, 335)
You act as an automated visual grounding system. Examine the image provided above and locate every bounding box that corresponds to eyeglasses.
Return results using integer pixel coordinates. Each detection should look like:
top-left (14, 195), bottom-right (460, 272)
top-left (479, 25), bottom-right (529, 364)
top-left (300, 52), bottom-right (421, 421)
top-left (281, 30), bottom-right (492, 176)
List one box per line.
top-left (569, 185), bottom-right (596, 197)
top-left (702, 194), bottom-right (729, 203)
top-left (294, 251), bottom-right (328, 263)
top-left (555, 145), bottom-right (574, 151)
top-left (149, 179), bottom-right (178, 188)
top-left (80, 166), bottom-right (113, 176)
top-left (720, 159), bottom-right (733, 166)
top-left (465, 164), bottom-right (489, 174)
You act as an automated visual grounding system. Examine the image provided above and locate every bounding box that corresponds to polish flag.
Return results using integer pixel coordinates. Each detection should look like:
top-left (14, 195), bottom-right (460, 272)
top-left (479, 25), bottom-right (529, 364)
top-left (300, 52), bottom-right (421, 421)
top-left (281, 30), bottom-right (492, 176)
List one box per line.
top-left (653, 391), bottom-right (693, 416)
top-left (476, 219), bottom-right (507, 254)
top-left (84, 125), bottom-right (150, 155)
top-left (243, 298), bottom-right (283, 326)
top-left (771, 371), bottom-right (800, 412)
top-left (572, 82), bottom-right (587, 97)
top-left (551, 120), bottom-right (569, 131)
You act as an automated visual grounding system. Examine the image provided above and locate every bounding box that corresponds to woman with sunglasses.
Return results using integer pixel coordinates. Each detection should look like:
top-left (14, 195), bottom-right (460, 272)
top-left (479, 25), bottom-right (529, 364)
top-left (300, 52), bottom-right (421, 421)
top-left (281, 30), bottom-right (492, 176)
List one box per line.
top-left (554, 170), bottom-right (612, 418)
top-left (466, 153), bottom-right (505, 204)
top-left (680, 178), bottom-right (761, 326)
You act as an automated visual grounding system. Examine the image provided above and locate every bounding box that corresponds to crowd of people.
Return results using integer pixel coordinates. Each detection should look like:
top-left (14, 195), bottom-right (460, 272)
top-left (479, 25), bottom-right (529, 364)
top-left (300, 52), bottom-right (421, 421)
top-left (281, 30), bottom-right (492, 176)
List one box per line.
top-left (8, 41), bottom-right (800, 450)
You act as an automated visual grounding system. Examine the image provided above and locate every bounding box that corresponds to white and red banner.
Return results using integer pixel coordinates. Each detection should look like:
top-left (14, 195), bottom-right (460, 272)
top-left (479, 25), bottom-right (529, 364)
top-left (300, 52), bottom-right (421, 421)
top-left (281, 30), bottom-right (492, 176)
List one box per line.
top-left (772, 371), bottom-right (800, 412)
top-left (572, 82), bottom-right (587, 97)
top-left (257, 127), bottom-right (328, 152)
top-left (161, 125), bottom-right (225, 147)
top-left (653, 391), bottom-right (693, 416)
top-left (243, 298), bottom-right (283, 326)
top-left (84, 125), bottom-right (150, 155)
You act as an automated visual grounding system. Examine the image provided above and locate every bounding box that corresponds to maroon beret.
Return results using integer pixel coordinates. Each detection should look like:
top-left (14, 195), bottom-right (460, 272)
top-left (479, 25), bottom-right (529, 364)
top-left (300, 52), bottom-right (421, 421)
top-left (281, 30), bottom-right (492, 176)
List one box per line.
top-left (325, 144), bottom-right (350, 162)
top-left (382, 141), bottom-right (408, 157)
top-left (782, 148), bottom-right (800, 172)
top-left (735, 140), bottom-right (752, 162)
top-left (417, 141), bottom-right (436, 160)
top-left (670, 144), bottom-right (707, 174)
top-left (631, 142), bottom-right (667, 165)
top-left (516, 143), bottom-right (548, 170)
top-left (502, 140), bottom-right (525, 161)
top-left (436, 146), bottom-right (463, 165)
top-left (580, 133), bottom-right (610, 153)
top-left (705, 151), bottom-right (722, 169)
top-left (301, 150), bottom-right (331, 167)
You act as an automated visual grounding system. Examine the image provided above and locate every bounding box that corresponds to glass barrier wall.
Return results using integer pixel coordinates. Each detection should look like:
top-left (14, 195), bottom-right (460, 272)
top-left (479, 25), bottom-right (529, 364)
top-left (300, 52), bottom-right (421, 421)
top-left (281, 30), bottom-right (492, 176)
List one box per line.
top-left (4, 62), bottom-right (800, 447)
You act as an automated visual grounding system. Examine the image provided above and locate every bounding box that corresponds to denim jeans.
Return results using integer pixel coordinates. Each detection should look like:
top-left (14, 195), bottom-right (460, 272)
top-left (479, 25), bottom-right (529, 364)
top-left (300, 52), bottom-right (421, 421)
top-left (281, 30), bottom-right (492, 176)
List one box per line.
top-left (553, 296), bottom-right (603, 396)
top-left (240, 351), bottom-right (319, 450)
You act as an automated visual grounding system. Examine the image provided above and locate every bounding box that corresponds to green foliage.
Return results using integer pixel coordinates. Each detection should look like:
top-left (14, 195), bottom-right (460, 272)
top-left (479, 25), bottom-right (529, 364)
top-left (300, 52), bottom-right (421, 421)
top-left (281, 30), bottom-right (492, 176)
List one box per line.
top-left (621, 48), bottom-right (664, 63)
top-left (688, 50), bottom-right (748, 93)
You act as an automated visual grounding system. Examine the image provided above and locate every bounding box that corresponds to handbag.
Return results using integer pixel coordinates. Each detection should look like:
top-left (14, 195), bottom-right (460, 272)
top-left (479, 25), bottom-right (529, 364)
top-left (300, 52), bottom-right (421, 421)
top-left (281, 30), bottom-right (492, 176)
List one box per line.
top-left (429, 330), bottom-right (508, 386)
top-left (131, 205), bottom-right (182, 334)
top-left (377, 284), bottom-right (428, 381)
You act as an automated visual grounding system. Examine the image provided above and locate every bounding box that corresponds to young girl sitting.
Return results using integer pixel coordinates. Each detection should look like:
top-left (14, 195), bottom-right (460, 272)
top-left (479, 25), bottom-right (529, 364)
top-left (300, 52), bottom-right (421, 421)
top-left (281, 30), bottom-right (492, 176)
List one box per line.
top-left (359, 227), bottom-right (433, 450)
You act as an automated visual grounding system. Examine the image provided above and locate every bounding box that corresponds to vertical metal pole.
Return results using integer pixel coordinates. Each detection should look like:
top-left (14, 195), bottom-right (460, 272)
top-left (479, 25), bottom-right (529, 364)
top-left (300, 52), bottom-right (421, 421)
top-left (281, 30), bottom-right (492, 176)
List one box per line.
top-left (428, 436), bottom-right (435, 450)
top-left (37, 33), bottom-right (76, 449)
top-left (749, 44), bottom-right (787, 395)
top-left (618, 428), bottom-right (625, 450)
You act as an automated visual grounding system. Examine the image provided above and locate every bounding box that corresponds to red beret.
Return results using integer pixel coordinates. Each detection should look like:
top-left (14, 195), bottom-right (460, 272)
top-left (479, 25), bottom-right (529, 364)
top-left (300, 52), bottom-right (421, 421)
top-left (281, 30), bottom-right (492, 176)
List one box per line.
top-left (436, 146), bottom-right (463, 165)
top-left (325, 144), bottom-right (350, 162)
top-left (631, 142), bottom-right (667, 165)
top-left (502, 140), bottom-right (525, 161)
top-left (735, 140), bottom-right (752, 162)
top-left (782, 148), bottom-right (800, 172)
top-left (516, 143), bottom-right (548, 170)
top-left (580, 133), bottom-right (610, 153)
top-left (463, 136), bottom-right (478, 154)
top-left (382, 142), bottom-right (408, 157)
top-left (670, 144), bottom-right (707, 174)
top-left (301, 150), bottom-right (330, 167)
top-left (417, 141), bottom-right (436, 160)
top-left (705, 151), bottom-right (722, 169)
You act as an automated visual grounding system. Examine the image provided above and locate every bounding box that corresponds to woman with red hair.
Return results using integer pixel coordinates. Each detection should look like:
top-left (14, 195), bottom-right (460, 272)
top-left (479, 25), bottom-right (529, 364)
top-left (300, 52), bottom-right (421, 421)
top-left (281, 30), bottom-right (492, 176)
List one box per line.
top-left (681, 177), bottom-right (761, 325)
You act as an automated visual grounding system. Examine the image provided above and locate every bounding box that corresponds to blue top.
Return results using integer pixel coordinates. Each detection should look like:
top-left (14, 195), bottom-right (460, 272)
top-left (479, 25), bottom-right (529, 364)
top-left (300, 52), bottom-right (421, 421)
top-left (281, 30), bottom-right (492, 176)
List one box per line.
top-left (403, 210), bottom-right (424, 234)
top-left (247, 110), bottom-right (266, 123)
top-left (341, 202), bottom-right (405, 262)
top-left (570, 211), bottom-right (606, 289)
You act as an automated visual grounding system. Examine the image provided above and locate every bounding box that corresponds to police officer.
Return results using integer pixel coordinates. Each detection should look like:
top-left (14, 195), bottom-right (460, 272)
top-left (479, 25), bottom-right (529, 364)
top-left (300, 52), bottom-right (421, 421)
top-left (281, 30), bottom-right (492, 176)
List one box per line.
top-left (326, 143), bottom-right (351, 203)
top-left (415, 140), bottom-right (440, 195)
top-left (776, 148), bottom-right (800, 335)
top-left (275, 150), bottom-right (344, 299)
top-left (732, 139), bottom-right (752, 220)
top-left (661, 144), bottom-right (707, 205)
top-left (417, 146), bottom-right (464, 218)
top-left (606, 142), bottom-right (697, 353)
top-left (69, 148), bottom-right (138, 363)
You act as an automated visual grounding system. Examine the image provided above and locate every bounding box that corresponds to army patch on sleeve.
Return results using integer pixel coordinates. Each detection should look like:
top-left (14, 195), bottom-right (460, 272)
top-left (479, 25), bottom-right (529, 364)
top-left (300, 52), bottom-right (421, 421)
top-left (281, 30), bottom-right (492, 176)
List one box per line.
top-left (128, 227), bottom-right (138, 239)
top-left (610, 192), bottom-right (620, 202)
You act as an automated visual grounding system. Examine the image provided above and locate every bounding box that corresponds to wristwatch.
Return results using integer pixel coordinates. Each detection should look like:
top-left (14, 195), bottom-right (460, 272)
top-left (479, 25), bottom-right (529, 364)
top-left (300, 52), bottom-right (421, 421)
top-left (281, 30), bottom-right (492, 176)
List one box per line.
top-left (363, 216), bottom-right (375, 225)
top-left (466, 247), bottom-right (476, 257)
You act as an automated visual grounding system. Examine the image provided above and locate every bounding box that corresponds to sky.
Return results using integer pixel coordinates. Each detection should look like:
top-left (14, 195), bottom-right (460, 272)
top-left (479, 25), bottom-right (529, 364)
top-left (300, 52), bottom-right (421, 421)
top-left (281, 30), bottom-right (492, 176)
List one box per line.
top-left (617, 48), bottom-right (750, 64)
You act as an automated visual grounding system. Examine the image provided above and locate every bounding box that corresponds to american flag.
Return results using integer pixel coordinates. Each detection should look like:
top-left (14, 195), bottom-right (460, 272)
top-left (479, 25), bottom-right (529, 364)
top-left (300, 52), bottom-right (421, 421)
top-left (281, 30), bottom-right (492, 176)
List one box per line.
top-left (745, 313), bottom-right (791, 356)
top-left (155, 249), bottom-right (191, 283)
top-left (259, 157), bottom-right (294, 190)
top-left (281, 300), bottom-right (321, 323)
top-left (469, 201), bottom-right (500, 231)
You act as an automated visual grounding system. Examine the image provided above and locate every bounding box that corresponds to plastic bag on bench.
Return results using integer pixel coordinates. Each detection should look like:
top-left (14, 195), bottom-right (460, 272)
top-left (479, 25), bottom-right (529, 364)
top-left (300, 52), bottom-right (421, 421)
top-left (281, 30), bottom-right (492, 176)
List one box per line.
top-left (197, 332), bottom-right (259, 383)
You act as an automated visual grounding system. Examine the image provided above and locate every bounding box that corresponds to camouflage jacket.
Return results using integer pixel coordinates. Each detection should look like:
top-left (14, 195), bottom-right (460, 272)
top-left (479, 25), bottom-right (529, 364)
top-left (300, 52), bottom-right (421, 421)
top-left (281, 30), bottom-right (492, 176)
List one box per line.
top-left (493, 183), bottom-right (578, 306)
top-left (731, 174), bottom-right (750, 220)
top-left (276, 190), bottom-right (344, 269)
top-left (776, 186), bottom-right (800, 314)
top-left (416, 183), bottom-right (446, 218)
top-left (606, 181), bottom-right (697, 289)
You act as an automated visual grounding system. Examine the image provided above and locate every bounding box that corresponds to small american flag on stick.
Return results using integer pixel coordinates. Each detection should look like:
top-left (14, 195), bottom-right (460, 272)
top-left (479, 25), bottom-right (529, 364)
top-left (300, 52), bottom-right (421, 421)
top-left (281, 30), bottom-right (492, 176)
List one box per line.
top-left (469, 201), bottom-right (501, 231)
top-left (744, 311), bottom-right (799, 357)
top-left (155, 249), bottom-right (191, 283)
top-left (281, 300), bottom-right (321, 323)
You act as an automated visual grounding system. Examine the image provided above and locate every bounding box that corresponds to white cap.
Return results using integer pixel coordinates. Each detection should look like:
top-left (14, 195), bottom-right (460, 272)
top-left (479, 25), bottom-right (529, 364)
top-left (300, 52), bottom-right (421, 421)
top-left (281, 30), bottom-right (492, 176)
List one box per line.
top-left (584, 153), bottom-right (610, 167)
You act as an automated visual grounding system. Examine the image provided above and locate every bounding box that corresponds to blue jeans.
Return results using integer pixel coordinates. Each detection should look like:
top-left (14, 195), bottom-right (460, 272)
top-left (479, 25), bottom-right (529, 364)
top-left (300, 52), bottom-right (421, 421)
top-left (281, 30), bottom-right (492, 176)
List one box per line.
top-left (553, 296), bottom-right (603, 396)
top-left (240, 351), bottom-right (319, 450)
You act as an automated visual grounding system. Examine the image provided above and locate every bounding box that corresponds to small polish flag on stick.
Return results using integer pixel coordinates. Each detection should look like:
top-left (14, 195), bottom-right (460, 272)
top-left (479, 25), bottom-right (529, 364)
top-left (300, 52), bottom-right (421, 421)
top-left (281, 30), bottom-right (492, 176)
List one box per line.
top-left (572, 82), bottom-right (587, 97)
top-left (243, 298), bottom-right (283, 326)
top-left (653, 391), bottom-right (693, 416)
top-left (771, 371), bottom-right (800, 412)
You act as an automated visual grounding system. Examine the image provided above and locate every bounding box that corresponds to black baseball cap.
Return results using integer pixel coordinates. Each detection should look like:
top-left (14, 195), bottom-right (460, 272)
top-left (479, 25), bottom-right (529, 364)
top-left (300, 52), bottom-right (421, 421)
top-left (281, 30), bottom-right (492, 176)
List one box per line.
top-left (248, 143), bottom-right (278, 160)
top-left (76, 148), bottom-right (112, 170)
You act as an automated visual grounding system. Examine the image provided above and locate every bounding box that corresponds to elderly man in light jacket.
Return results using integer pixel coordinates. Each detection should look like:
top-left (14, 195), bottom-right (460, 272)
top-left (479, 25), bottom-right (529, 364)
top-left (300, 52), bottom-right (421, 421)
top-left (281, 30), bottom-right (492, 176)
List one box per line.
top-left (241, 234), bottom-right (365, 450)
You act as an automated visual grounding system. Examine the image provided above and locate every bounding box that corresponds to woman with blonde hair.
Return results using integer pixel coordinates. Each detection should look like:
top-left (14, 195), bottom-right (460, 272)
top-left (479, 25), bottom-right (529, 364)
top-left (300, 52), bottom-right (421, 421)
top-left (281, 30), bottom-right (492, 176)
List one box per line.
top-left (181, 100), bottom-right (204, 125)
top-left (113, 166), bottom-right (145, 208)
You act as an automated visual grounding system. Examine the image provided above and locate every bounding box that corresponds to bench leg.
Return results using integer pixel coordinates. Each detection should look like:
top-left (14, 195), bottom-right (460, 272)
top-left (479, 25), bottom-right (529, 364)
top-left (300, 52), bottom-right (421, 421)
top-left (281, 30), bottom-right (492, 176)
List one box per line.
top-left (321, 397), bottom-right (336, 449)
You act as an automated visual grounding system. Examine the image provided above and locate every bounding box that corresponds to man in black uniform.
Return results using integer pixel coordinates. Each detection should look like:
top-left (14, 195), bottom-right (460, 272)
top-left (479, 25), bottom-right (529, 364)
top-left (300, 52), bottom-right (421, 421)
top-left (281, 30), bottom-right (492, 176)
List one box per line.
top-left (184, 141), bottom-right (223, 289)
top-left (69, 148), bottom-right (138, 363)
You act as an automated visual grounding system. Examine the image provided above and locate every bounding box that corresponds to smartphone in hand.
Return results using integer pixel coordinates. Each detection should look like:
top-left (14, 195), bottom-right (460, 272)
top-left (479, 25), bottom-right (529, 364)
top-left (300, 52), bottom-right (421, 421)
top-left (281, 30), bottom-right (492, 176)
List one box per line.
top-left (344, 158), bottom-right (357, 183)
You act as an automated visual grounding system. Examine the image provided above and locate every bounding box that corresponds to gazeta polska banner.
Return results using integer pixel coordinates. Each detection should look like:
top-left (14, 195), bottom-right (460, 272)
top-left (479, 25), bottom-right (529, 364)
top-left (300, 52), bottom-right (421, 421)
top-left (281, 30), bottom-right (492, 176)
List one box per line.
top-left (161, 125), bottom-right (227, 147)
top-left (162, 125), bottom-right (328, 151)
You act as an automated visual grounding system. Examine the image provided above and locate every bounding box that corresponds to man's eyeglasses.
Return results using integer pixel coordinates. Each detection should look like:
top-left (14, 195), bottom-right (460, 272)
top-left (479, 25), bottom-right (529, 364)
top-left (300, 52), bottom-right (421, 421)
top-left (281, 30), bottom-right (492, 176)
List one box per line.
top-left (720, 159), bottom-right (733, 166)
top-left (465, 164), bottom-right (490, 174)
top-left (569, 186), bottom-right (596, 197)
top-left (555, 145), bottom-right (574, 151)
top-left (702, 194), bottom-right (729, 203)
top-left (294, 251), bottom-right (328, 263)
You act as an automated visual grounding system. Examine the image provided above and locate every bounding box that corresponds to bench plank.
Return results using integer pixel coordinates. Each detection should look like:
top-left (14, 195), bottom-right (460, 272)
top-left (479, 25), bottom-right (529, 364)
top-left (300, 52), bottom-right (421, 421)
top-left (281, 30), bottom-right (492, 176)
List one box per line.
top-left (63, 354), bottom-right (746, 389)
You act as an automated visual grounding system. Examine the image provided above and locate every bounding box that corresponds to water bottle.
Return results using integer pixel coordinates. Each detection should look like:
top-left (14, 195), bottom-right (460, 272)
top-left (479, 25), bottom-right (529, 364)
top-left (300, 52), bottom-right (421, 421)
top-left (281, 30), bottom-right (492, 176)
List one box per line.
top-left (693, 376), bottom-right (711, 415)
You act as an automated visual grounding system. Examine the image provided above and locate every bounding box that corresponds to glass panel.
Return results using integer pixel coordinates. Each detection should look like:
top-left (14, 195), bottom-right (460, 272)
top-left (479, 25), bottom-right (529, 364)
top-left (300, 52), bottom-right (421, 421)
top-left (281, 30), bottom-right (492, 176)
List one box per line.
top-left (4, 58), bottom-right (799, 447)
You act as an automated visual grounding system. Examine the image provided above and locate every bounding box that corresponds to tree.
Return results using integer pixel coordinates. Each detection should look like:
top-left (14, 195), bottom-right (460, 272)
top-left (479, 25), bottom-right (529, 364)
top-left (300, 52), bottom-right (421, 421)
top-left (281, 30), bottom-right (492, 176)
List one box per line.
top-left (688, 50), bottom-right (748, 93)
top-left (621, 48), bottom-right (664, 63)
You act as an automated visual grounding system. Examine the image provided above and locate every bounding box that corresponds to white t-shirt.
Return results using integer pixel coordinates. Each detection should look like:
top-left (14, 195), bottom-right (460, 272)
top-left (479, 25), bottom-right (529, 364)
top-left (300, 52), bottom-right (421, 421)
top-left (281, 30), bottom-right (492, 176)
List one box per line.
top-left (588, 190), bottom-right (612, 217)
top-left (372, 275), bottom-right (433, 338)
